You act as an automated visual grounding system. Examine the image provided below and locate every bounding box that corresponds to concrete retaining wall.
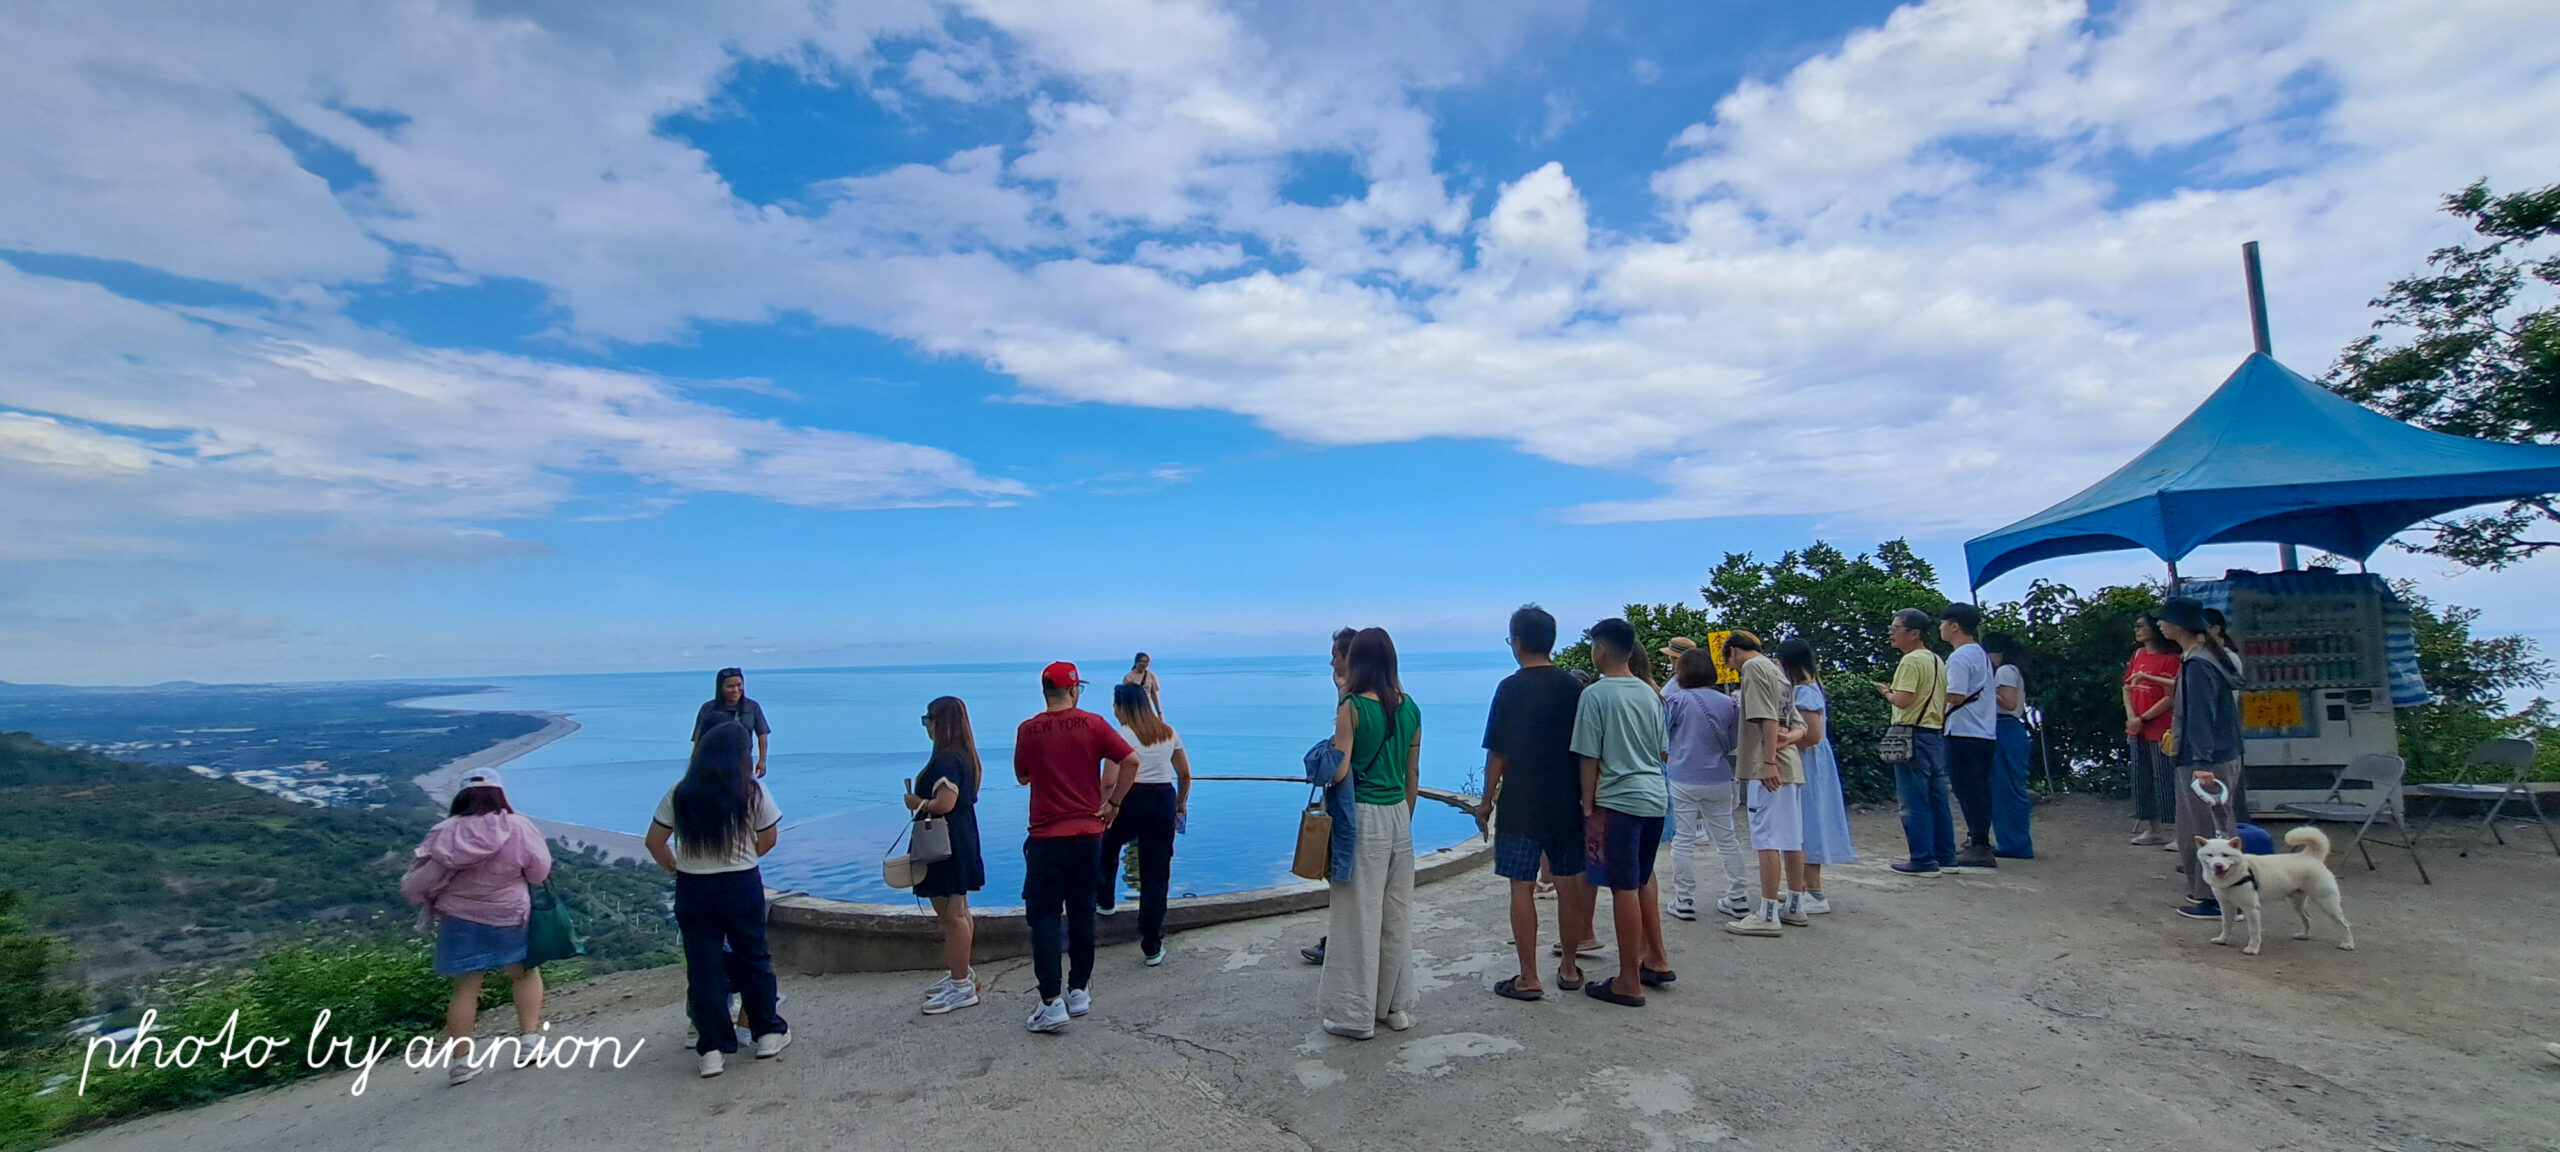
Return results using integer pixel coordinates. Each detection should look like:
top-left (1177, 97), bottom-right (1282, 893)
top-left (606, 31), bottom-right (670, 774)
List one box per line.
top-left (766, 784), bottom-right (1490, 974)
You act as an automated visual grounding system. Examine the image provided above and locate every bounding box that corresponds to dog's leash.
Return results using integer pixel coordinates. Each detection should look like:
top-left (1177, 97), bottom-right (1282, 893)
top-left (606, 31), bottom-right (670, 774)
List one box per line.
top-left (2189, 773), bottom-right (2238, 839)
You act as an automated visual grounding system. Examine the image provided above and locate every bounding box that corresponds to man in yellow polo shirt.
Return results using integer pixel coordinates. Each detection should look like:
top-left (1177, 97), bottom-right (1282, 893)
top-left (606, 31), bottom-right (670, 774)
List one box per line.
top-left (1875, 608), bottom-right (1958, 876)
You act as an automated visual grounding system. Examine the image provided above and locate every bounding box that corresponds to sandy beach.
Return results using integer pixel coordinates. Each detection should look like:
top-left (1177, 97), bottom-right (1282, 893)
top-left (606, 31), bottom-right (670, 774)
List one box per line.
top-left (410, 710), bottom-right (649, 863)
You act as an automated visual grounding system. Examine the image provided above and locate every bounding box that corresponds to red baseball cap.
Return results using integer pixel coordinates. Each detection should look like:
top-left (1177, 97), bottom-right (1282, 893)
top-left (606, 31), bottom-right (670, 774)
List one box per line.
top-left (1040, 661), bottom-right (1086, 689)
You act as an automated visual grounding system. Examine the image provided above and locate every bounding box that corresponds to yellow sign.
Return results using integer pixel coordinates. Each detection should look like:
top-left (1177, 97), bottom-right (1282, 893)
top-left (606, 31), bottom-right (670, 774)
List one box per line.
top-left (1705, 631), bottom-right (1741, 684)
top-left (2240, 689), bottom-right (2310, 735)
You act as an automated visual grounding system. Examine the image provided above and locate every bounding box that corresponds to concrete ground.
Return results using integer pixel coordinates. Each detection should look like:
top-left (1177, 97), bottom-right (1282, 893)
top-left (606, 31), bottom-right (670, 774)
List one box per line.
top-left (61, 798), bottom-right (2560, 1152)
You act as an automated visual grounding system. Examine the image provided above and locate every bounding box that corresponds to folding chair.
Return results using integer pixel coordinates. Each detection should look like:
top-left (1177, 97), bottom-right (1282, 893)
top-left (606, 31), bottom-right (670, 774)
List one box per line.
top-left (2278, 753), bottom-right (2430, 885)
top-left (2412, 737), bottom-right (2558, 859)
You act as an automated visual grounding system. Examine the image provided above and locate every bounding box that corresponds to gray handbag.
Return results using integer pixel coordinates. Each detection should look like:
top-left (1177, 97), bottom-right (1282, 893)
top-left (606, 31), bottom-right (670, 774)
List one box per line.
top-left (909, 815), bottom-right (953, 865)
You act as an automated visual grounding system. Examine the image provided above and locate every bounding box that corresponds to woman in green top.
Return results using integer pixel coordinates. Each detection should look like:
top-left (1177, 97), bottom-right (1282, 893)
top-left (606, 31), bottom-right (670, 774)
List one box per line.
top-left (1318, 627), bottom-right (1422, 1040)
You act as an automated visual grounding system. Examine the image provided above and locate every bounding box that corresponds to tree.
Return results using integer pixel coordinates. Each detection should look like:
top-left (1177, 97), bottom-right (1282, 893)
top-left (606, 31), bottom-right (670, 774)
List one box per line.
top-left (0, 889), bottom-right (83, 1054)
top-left (1982, 581), bottom-right (2163, 793)
top-left (1561, 540), bottom-right (1951, 802)
top-left (2392, 581), bottom-right (2553, 782)
top-left (2325, 178), bottom-right (2560, 568)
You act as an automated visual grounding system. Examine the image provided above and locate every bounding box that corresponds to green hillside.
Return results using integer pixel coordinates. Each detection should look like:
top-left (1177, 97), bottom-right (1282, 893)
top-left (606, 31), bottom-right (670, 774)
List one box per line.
top-left (0, 732), bottom-right (676, 995)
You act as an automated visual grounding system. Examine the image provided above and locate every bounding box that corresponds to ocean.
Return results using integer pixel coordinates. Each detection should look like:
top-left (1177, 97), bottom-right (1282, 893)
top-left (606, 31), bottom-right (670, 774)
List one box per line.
top-left (403, 653), bottom-right (1507, 906)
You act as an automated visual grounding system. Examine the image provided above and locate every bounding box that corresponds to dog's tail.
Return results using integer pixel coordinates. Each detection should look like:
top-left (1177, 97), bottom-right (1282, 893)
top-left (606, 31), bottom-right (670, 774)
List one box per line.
top-left (2285, 825), bottom-right (2331, 860)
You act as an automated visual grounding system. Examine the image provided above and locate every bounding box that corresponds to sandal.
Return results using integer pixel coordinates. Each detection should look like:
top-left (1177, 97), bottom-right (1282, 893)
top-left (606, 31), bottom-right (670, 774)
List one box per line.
top-left (1548, 940), bottom-right (1603, 958)
top-left (1639, 966), bottom-right (1676, 987)
top-left (1583, 977), bottom-right (1645, 1008)
top-left (1555, 967), bottom-right (1585, 991)
top-left (1493, 977), bottom-right (1544, 1002)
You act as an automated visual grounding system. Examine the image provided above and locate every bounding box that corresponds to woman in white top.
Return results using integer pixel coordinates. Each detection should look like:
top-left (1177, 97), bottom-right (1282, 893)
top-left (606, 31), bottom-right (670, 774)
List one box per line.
top-left (645, 721), bottom-right (788, 1078)
top-left (1096, 682), bottom-right (1192, 965)
top-left (1983, 634), bottom-right (2036, 859)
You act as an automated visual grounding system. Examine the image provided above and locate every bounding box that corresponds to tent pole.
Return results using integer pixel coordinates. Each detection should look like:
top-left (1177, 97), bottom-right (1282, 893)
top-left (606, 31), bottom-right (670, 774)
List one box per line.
top-left (2278, 543), bottom-right (2299, 571)
top-left (2242, 241), bottom-right (2272, 356)
top-left (2165, 558), bottom-right (2182, 592)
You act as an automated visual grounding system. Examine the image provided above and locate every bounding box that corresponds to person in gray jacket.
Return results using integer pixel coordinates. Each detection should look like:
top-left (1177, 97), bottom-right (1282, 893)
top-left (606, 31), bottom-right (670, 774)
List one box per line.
top-left (2156, 597), bottom-right (2246, 920)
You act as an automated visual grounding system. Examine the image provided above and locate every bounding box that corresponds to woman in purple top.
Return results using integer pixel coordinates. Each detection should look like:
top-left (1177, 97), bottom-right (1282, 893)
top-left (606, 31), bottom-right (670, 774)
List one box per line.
top-left (1659, 647), bottom-right (1750, 921)
top-left (400, 767), bottom-right (553, 1086)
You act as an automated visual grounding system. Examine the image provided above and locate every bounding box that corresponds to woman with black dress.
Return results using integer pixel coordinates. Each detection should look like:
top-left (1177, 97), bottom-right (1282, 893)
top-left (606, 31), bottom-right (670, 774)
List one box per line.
top-left (909, 695), bottom-right (987, 1015)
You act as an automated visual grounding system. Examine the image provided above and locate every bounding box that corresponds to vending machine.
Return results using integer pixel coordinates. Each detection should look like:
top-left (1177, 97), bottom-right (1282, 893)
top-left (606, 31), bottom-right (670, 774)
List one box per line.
top-left (2186, 571), bottom-right (2426, 811)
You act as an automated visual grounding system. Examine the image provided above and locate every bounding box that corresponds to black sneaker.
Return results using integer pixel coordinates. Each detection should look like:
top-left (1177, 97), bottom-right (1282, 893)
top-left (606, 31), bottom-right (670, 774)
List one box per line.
top-left (1300, 938), bottom-right (1326, 964)
top-left (2175, 901), bottom-right (2221, 920)
top-left (1889, 860), bottom-right (1941, 876)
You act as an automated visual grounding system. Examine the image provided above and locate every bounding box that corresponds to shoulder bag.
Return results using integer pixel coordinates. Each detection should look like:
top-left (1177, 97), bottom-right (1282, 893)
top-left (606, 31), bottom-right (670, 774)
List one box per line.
top-left (1290, 779), bottom-right (1334, 881)
top-left (907, 775), bottom-right (955, 864)
top-left (1878, 653), bottom-right (1945, 763)
top-left (522, 882), bottom-right (585, 969)
top-left (881, 823), bottom-right (922, 890)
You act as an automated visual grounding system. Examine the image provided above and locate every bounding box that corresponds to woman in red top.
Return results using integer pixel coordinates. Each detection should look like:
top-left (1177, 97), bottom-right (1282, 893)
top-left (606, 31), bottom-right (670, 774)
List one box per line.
top-left (2122, 613), bottom-right (2181, 846)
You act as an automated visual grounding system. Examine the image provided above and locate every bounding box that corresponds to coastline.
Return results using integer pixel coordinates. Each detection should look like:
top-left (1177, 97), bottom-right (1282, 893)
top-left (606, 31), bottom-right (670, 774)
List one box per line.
top-left (411, 710), bottom-right (649, 864)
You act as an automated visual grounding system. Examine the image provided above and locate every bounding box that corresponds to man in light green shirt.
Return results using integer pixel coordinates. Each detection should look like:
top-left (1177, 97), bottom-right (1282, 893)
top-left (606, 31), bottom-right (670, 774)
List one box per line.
top-left (1567, 618), bottom-right (1671, 1007)
top-left (1874, 608), bottom-right (1958, 875)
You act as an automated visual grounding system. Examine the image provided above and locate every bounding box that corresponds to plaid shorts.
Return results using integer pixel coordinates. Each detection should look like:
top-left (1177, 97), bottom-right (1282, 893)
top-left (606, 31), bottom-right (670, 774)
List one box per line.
top-left (1493, 829), bottom-right (1586, 882)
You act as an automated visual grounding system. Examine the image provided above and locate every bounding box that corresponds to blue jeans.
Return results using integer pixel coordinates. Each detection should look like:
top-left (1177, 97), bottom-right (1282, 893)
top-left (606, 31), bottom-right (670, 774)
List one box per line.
top-left (1894, 730), bottom-right (1957, 867)
top-left (1993, 715), bottom-right (2036, 858)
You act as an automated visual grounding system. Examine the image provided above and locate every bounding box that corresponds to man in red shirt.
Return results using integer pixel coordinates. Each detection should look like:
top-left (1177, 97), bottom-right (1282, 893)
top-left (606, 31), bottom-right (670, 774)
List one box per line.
top-left (1014, 661), bottom-right (1140, 1034)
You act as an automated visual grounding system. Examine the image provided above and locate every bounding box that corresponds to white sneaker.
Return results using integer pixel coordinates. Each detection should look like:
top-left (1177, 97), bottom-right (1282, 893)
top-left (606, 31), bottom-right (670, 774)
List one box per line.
top-left (1721, 913), bottom-right (1781, 937)
top-left (698, 1050), bottom-right (725, 1078)
top-left (1144, 947), bottom-right (1167, 967)
top-left (925, 973), bottom-right (957, 998)
top-left (1380, 1010), bottom-right (1415, 1032)
top-left (1668, 897), bottom-right (1697, 921)
top-left (1064, 987), bottom-right (1092, 1017)
top-left (1717, 894), bottom-right (1752, 917)
top-left (1798, 893), bottom-right (1833, 915)
top-left (1321, 1019), bottom-right (1375, 1040)
top-left (753, 1031), bottom-right (792, 1059)
top-left (447, 1059), bottom-right (482, 1086)
top-left (923, 980), bottom-right (979, 1015)
top-left (1026, 998), bottom-right (1071, 1034)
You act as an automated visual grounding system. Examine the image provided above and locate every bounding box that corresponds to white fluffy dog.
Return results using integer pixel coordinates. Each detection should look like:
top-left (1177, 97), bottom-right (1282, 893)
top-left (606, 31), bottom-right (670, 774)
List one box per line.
top-left (2195, 826), bottom-right (2356, 956)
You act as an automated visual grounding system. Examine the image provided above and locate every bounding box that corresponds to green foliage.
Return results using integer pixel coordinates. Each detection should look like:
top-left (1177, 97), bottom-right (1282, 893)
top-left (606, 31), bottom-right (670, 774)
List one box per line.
top-left (2393, 581), bottom-right (2555, 783)
top-left (0, 891), bottom-right (85, 1053)
top-left (2324, 178), bottom-right (2560, 568)
top-left (1563, 540), bottom-right (1952, 802)
top-left (0, 733), bottom-right (677, 991)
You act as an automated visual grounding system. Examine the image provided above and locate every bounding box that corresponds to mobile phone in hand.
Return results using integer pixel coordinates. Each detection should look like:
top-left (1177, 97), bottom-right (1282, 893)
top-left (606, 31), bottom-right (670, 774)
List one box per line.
top-left (1175, 811), bottom-right (1187, 835)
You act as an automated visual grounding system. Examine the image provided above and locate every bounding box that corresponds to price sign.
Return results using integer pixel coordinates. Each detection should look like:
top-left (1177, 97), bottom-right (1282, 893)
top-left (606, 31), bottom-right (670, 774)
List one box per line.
top-left (2239, 690), bottom-right (2316, 738)
top-left (1705, 631), bottom-right (1741, 684)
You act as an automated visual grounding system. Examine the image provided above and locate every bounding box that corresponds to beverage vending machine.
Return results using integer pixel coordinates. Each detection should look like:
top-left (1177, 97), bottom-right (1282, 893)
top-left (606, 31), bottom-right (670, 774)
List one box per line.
top-left (2186, 571), bottom-right (2428, 811)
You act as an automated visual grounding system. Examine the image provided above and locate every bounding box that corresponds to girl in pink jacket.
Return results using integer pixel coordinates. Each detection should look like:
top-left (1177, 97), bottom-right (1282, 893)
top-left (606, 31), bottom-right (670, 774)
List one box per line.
top-left (401, 767), bottom-right (553, 1085)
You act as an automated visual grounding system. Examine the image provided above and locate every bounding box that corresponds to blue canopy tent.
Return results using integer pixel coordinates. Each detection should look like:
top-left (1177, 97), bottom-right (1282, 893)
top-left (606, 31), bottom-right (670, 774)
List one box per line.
top-left (1964, 352), bottom-right (2560, 592)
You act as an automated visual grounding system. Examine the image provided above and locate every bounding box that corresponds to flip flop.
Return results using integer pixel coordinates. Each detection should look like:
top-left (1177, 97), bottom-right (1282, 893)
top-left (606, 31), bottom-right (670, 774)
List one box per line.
top-left (1555, 968), bottom-right (1585, 991)
top-left (1639, 967), bottom-right (1676, 987)
top-left (1548, 940), bottom-right (1604, 958)
top-left (1493, 977), bottom-right (1544, 1002)
top-left (1584, 977), bottom-right (1645, 1008)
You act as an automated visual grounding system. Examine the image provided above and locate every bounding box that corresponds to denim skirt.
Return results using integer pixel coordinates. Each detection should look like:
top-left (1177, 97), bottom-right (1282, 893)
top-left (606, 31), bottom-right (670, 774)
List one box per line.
top-left (434, 914), bottom-right (529, 976)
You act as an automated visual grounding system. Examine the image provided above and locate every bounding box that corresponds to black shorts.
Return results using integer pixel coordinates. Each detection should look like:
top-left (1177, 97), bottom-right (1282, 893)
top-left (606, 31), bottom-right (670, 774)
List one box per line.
top-left (1583, 809), bottom-right (1665, 891)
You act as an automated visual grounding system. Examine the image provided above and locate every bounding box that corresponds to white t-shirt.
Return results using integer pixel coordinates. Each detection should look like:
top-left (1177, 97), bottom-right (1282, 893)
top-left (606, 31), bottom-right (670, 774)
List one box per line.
top-left (652, 781), bottom-right (782, 874)
top-left (1119, 726), bottom-right (1183, 785)
top-left (1995, 663), bottom-right (2026, 718)
top-left (1945, 642), bottom-right (1998, 739)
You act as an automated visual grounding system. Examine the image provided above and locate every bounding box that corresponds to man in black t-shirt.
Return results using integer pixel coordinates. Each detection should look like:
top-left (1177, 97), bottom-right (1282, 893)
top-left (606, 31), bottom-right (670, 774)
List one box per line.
top-left (1479, 604), bottom-right (1591, 1000)
top-left (692, 668), bottom-right (771, 778)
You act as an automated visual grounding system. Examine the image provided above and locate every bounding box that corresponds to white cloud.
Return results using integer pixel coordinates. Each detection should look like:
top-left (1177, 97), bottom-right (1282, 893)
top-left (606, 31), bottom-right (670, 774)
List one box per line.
top-left (3, 0), bottom-right (2555, 557)
top-left (0, 265), bottom-right (1028, 558)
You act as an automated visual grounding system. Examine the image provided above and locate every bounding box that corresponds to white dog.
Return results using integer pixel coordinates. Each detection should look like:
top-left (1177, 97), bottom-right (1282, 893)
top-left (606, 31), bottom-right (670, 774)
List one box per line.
top-left (2195, 826), bottom-right (2355, 956)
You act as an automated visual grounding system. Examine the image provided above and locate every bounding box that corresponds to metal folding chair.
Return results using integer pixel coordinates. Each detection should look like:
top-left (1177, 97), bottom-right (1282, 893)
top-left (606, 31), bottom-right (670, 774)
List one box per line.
top-left (2412, 737), bottom-right (2557, 858)
top-left (2278, 753), bottom-right (2430, 885)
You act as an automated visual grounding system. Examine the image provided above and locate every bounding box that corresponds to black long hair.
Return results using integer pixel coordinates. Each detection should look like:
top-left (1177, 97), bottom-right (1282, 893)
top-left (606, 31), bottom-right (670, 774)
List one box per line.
top-left (1345, 627), bottom-right (1404, 716)
top-left (672, 720), bottom-right (757, 859)
top-left (1775, 637), bottom-right (1822, 687)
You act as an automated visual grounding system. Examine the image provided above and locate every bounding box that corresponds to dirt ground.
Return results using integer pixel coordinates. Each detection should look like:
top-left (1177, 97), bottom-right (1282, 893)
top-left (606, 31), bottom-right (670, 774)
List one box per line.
top-left (60, 798), bottom-right (2560, 1152)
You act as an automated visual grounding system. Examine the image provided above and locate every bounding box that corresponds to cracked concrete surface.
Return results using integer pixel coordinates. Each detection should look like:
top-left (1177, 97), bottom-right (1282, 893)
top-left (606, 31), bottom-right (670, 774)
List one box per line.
top-left (58, 799), bottom-right (2560, 1152)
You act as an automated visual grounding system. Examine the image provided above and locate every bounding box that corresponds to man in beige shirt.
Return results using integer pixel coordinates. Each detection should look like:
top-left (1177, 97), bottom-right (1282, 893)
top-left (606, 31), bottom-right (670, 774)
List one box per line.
top-left (1721, 631), bottom-right (1809, 937)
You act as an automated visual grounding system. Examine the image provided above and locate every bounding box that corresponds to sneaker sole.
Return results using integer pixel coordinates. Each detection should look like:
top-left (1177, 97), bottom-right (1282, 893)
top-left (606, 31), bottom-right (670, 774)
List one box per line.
top-left (1027, 1019), bottom-right (1070, 1034)
top-left (923, 995), bottom-right (979, 1016)
top-left (1668, 910), bottom-right (1697, 921)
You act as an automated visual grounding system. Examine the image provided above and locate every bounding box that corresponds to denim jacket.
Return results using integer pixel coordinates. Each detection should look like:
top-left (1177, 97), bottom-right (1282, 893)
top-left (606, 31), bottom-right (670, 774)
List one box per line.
top-left (1302, 737), bottom-right (1358, 882)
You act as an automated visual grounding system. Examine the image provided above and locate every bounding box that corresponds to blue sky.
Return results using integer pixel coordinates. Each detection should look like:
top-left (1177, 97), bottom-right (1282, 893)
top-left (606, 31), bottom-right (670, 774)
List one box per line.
top-left (1, 0), bottom-right (2556, 684)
